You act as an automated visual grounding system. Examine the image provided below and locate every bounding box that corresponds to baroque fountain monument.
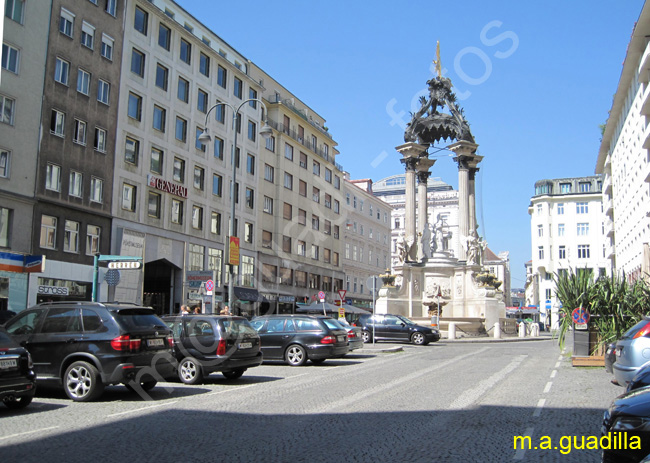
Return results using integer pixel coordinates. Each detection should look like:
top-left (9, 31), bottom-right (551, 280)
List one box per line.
top-left (375, 46), bottom-right (505, 335)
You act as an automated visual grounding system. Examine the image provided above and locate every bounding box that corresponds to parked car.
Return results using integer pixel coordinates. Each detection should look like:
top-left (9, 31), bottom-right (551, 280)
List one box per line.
top-left (162, 315), bottom-right (262, 384)
top-left (0, 310), bottom-right (16, 325)
top-left (0, 326), bottom-right (36, 409)
top-left (627, 363), bottom-right (650, 393)
top-left (335, 318), bottom-right (364, 352)
top-left (613, 317), bottom-right (650, 386)
top-left (605, 342), bottom-right (617, 375)
top-left (250, 315), bottom-right (349, 366)
top-left (602, 386), bottom-right (650, 462)
top-left (3, 302), bottom-right (175, 402)
top-left (354, 313), bottom-right (440, 345)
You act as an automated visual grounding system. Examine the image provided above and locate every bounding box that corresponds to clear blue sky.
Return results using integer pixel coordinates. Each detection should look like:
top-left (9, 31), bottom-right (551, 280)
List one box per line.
top-left (178, 0), bottom-right (644, 288)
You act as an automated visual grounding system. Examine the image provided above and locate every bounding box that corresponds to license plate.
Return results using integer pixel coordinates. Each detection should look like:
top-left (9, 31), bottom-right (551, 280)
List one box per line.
top-left (239, 342), bottom-right (252, 349)
top-left (147, 338), bottom-right (164, 348)
top-left (0, 359), bottom-right (17, 369)
top-left (338, 336), bottom-right (345, 342)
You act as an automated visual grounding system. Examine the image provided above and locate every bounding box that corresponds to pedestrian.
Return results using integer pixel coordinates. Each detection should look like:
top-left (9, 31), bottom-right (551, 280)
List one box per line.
top-left (220, 305), bottom-right (231, 315)
top-left (180, 305), bottom-right (190, 316)
top-left (193, 306), bottom-right (201, 314)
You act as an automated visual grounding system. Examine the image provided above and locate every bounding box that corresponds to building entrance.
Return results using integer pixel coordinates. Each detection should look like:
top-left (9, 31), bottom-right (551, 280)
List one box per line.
top-left (143, 259), bottom-right (175, 315)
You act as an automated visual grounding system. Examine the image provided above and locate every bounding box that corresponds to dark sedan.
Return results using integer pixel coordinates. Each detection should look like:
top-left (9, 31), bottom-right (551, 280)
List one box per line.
top-left (250, 315), bottom-right (349, 366)
top-left (0, 326), bottom-right (36, 409)
top-left (602, 387), bottom-right (650, 462)
top-left (354, 313), bottom-right (440, 345)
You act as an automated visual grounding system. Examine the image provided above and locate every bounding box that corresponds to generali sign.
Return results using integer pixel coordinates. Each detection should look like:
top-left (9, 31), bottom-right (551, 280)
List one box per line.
top-left (147, 174), bottom-right (188, 198)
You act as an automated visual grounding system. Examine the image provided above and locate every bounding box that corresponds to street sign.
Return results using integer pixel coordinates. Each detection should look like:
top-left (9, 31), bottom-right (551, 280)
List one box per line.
top-left (205, 280), bottom-right (214, 292)
top-left (572, 307), bottom-right (590, 326)
top-left (318, 291), bottom-right (325, 302)
top-left (107, 261), bottom-right (141, 269)
top-left (339, 307), bottom-right (345, 319)
top-left (366, 276), bottom-right (379, 293)
top-left (338, 290), bottom-right (346, 300)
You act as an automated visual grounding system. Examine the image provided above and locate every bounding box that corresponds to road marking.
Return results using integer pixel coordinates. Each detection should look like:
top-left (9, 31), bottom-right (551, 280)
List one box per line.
top-left (533, 398), bottom-right (546, 417)
top-left (448, 355), bottom-right (527, 410)
top-left (204, 383), bottom-right (257, 396)
top-left (0, 426), bottom-right (59, 441)
top-left (543, 381), bottom-right (553, 393)
top-left (558, 355), bottom-right (563, 361)
top-left (554, 361), bottom-right (561, 368)
top-left (107, 400), bottom-right (178, 418)
top-left (550, 370), bottom-right (557, 378)
top-left (513, 427), bottom-right (534, 460)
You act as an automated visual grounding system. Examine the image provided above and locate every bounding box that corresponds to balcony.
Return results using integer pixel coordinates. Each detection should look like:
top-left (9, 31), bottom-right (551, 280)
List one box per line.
top-left (639, 40), bottom-right (650, 84)
top-left (266, 95), bottom-right (332, 140)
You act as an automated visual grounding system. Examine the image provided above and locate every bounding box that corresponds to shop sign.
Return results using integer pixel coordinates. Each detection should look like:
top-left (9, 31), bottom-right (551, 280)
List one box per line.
top-left (147, 174), bottom-right (188, 198)
top-left (38, 285), bottom-right (69, 296)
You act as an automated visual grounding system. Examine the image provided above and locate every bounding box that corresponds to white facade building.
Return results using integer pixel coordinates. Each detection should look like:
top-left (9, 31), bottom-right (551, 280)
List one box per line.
top-left (528, 176), bottom-right (608, 327)
top-left (596, 3), bottom-right (650, 281)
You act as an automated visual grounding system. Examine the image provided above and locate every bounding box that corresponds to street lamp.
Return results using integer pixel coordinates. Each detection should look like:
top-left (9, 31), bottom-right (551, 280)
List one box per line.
top-left (198, 99), bottom-right (272, 314)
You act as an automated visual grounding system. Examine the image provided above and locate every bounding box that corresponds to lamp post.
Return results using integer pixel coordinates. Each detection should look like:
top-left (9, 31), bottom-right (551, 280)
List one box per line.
top-left (198, 99), bottom-right (272, 314)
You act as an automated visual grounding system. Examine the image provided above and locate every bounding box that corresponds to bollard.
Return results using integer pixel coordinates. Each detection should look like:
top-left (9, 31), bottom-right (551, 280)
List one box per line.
top-left (448, 322), bottom-right (456, 340)
top-left (518, 321), bottom-right (526, 338)
top-left (494, 322), bottom-right (501, 339)
top-left (530, 323), bottom-right (539, 337)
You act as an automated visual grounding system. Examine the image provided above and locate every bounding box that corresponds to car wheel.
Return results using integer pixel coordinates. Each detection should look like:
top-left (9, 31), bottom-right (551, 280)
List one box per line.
top-left (222, 369), bottom-right (245, 380)
top-left (362, 330), bottom-right (372, 343)
top-left (4, 395), bottom-right (33, 409)
top-left (411, 332), bottom-right (425, 345)
top-left (285, 344), bottom-right (307, 366)
top-left (311, 358), bottom-right (326, 365)
top-left (64, 361), bottom-right (105, 402)
top-left (178, 357), bottom-right (203, 385)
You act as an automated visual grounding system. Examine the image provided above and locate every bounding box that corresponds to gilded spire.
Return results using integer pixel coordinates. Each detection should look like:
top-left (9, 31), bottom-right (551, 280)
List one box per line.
top-left (432, 41), bottom-right (442, 78)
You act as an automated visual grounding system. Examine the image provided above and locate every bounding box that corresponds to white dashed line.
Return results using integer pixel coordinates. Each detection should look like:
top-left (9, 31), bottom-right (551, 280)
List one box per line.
top-left (0, 426), bottom-right (59, 441)
top-left (554, 361), bottom-right (561, 368)
top-left (543, 381), bottom-right (553, 394)
top-left (533, 398), bottom-right (546, 417)
top-left (550, 370), bottom-right (557, 378)
top-left (107, 400), bottom-right (179, 417)
top-left (513, 427), bottom-right (534, 460)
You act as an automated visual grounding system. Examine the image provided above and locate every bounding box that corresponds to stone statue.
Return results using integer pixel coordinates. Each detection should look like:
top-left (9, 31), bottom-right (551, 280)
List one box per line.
top-left (432, 215), bottom-right (444, 252)
top-left (466, 230), bottom-right (480, 265)
top-left (406, 234), bottom-right (418, 262)
top-left (420, 225), bottom-right (432, 260)
top-left (396, 231), bottom-right (408, 264)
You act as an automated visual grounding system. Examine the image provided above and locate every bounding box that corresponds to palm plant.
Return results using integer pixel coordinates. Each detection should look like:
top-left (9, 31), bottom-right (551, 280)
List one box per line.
top-left (553, 268), bottom-right (594, 350)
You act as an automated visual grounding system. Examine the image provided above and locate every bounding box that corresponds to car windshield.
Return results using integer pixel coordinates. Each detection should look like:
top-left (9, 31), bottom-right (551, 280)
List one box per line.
top-left (220, 318), bottom-right (257, 336)
top-left (322, 318), bottom-right (344, 330)
top-left (397, 315), bottom-right (416, 325)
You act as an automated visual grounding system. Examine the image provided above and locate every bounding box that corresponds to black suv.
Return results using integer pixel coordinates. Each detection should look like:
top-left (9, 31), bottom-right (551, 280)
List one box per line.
top-left (250, 315), bottom-right (349, 366)
top-left (0, 326), bottom-right (36, 409)
top-left (4, 302), bottom-right (175, 402)
top-left (355, 313), bottom-right (440, 345)
top-left (162, 315), bottom-right (262, 384)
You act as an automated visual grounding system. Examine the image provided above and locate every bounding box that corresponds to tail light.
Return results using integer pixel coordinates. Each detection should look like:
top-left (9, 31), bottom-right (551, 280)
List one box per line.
top-left (216, 339), bottom-right (227, 356)
top-left (111, 335), bottom-right (142, 351)
top-left (167, 335), bottom-right (174, 348)
top-left (320, 336), bottom-right (336, 344)
top-left (347, 331), bottom-right (356, 339)
top-left (634, 322), bottom-right (650, 339)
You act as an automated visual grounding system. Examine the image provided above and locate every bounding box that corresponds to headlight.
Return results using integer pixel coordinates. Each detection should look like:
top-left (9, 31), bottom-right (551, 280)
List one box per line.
top-left (611, 416), bottom-right (650, 431)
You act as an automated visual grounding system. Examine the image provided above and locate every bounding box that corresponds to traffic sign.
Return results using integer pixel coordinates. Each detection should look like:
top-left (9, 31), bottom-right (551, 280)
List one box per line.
top-left (366, 276), bottom-right (379, 293)
top-left (338, 290), bottom-right (347, 300)
top-left (205, 280), bottom-right (214, 292)
top-left (318, 291), bottom-right (325, 301)
top-left (572, 307), bottom-right (590, 326)
top-left (107, 261), bottom-right (141, 269)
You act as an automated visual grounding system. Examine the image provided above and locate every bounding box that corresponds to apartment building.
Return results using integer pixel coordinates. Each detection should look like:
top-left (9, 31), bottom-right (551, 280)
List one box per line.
top-left (528, 175), bottom-right (608, 327)
top-left (0, 0), bottom-right (51, 311)
top-left (596, 3), bottom-right (650, 281)
top-left (341, 178), bottom-right (393, 308)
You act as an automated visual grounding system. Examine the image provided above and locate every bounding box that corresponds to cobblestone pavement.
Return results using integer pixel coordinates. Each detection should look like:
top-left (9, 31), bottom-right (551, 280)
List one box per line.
top-left (0, 337), bottom-right (622, 462)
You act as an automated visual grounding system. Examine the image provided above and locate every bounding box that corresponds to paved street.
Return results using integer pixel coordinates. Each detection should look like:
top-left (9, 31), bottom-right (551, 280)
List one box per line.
top-left (0, 338), bottom-right (620, 462)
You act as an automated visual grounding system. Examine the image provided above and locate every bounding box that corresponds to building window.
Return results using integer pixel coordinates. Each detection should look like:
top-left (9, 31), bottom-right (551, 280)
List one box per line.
top-left (125, 137), bottom-right (139, 165)
top-left (333, 225), bottom-right (339, 239)
top-left (155, 63), bottom-right (169, 91)
top-left (312, 214), bottom-right (319, 230)
top-left (45, 163), bottom-right (61, 191)
top-left (0, 95), bottom-right (14, 125)
top-left (265, 136), bottom-right (275, 152)
top-left (244, 223), bottom-right (253, 243)
top-left (324, 220), bottom-right (331, 235)
top-left (149, 148), bottom-right (163, 174)
top-left (40, 215), bottom-right (57, 249)
top-left (188, 244), bottom-right (204, 271)
top-left (105, 0), bottom-right (116, 16)
top-left (131, 48), bottom-right (145, 77)
top-left (248, 120), bottom-right (256, 142)
top-left (208, 248), bottom-right (223, 284)
top-left (195, 127), bottom-right (206, 151)
top-left (153, 105), bottom-right (166, 132)
top-left (538, 246), bottom-right (544, 259)
top-left (577, 223), bottom-right (589, 236)
top-left (299, 180), bottom-right (307, 197)
top-left (177, 77), bottom-right (189, 102)
top-left (180, 38), bottom-right (191, 64)
top-left (69, 171), bottom-right (82, 197)
top-left (245, 187), bottom-right (254, 209)
top-left (264, 164), bottom-right (274, 182)
top-left (579, 182), bottom-right (592, 193)
top-left (0, 150), bottom-right (10, 178)
top-left (86, 225), bottom-right (100, 255)
top-left (50, 109), bottom-right (65, 136)
top-left (558, 223), bottom-right (565, 237)
top-left (537, 224), bottom-right (543, 237)
top-left (59, 9), bottom-right (74, 37)
top-left (233, 77), bottom-right (242, 98)
top-left (559, 245), bottom-right (566, 259)
top-left (173, 157), bottom-right (185, 183)
top-left (560, 183), bottom-right (571, 193)
top-left (64, 220), bottom-right (79, 253)
top-left (76, 69), bottom-right (90, 95)
top-left (557, 203), bottom-right (564, 215)
top-left (311, 245), bottom-right (319, 261)
top-left (312, 187), bottom-right (320, 203)
top-left (297, 240), bottom-right (306, 257)
top-left (171, 199), bottom-right (183, 224)
top-left (81, 22), bottom-right (94, 49)
top-left (299, 152), bottom-right (307, 169)
top-left (5, 0), bottom-right (25, 24)
top-left (284, 173), bottom-right (293, 190)
top-left (249, 88), bottom-right (257, 108)
top-left (2, 43), bottom-right (20, 73)
top-left (122, 184), bottom-right (136, 211)
top-left (576, 202), bottom-right (588, 214)
top-left (199, 52), bottom-right (210, 77)
top-left (90, 177), bottom-right (103, 203)
top-left (334, 175), bottom-right (340, 190)
top-left (578, 244), bottom-right (590, 259)
top-left (175, 116), bottom-right (187, 142)
top-left (101, 34), bottom-right (114, 60)
top-left (158, 24), bottom-right (171, 50)
top-left (334, 200), bottom-right (340, 214)
top-left (214, 137), bottom-right (224, 160)
top-left (298, 209), bottom-right (306, 226)
top-left (263, 196), bottom-right (273, 214)
top-left (197, 89), bottom-right (208, 113)
top-left (134, 6), bottom-right (148, 35)
top-left (97, 79), bottom-right (110, 104)
top-left (313, 161), bottom-right (320, 176)
top-left (283, 202), bottom-right (292, 220)
top-left (192, 206), bottom-right (203, 230)
top-left (73, 119), bottom-right (87, 145)
top-left (282, 236), bottom-right (291, 254)
top-left (94, 127), bottom-right (106, 152)
top-left (324, 194), bottom-right (331, 209)
top-left (210, 212), bottom-right (221, 234)
top-left (148, 192), bottom-right (161, 218)
top-left (194, 166), bottom-right (204, 190)
top-left (285, 143), bottom-right (293, 161)
top-left (325, 168), bottom-right (332, 183)
top-left (212, 174), bottom-right (222, 196)
top-left (217, 65), bottom-right (227, 88)
top-left (127, 92), bottom-right (142, 120)
top-left (246, 154), bottom-right (255, 175)
top-left (262, 230), bottom-right (272, 248)
top-left (54, 57), bottom-right (69, 85)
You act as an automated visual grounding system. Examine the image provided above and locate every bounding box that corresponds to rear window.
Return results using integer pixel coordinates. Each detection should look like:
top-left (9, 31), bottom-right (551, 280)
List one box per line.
top-left (220, 318), bottom-right (257, 336)
top-left (322, 318), bottom-right (344, 330)
top-left (622, 319), bottom-right (650, 340)
top-left (295, 318), bottom-right (322, 331)
top-left (113, 309), bottom-right (167, 331)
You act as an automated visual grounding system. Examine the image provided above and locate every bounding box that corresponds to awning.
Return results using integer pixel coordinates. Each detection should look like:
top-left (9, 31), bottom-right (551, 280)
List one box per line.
top-left (234, 287), bottom-right (266, 302)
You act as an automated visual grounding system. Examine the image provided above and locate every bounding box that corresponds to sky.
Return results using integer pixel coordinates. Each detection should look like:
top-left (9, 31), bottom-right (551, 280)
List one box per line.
top-left (177, 0), bottom-right (645, 288)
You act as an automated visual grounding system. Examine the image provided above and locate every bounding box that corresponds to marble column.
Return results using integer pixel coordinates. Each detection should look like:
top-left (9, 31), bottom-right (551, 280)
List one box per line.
top-left (396, 143), bottom-right (429, 254)
top-left (468, 167), bottom-right (478, 234)
top-left (416, 158), bottom-right (435, 232)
